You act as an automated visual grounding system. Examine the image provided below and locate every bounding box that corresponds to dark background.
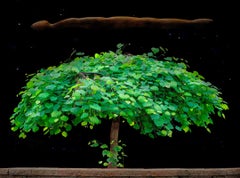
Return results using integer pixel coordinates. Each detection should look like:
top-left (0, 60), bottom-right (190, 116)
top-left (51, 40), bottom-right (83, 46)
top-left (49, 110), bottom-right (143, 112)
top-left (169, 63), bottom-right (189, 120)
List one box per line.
top-left (1, 0), bottom-right (239, 168)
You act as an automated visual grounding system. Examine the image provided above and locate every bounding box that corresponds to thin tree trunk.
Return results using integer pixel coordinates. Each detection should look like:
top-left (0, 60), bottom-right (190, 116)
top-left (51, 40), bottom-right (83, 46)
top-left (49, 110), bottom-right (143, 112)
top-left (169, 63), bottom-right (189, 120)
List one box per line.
top-left (108, 117), bottom-right (120, 168)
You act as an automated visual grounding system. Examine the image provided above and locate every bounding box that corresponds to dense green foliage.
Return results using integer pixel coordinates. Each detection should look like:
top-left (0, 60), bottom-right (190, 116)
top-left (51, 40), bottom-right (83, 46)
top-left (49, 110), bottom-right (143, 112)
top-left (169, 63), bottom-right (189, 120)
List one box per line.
top-left (10, 44), bottom-right (229, 167)
top-left (88, 139), bottom-right (127, 167)
top-left (10, 45), bottom-right (228, 139)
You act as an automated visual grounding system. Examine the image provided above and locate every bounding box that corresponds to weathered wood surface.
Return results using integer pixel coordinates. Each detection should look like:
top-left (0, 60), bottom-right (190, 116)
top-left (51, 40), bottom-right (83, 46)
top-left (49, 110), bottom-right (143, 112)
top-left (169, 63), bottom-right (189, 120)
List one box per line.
top-left (1, 167), bottom-right (240, 177)
top-left (31, 16), bottom-right (213, 31)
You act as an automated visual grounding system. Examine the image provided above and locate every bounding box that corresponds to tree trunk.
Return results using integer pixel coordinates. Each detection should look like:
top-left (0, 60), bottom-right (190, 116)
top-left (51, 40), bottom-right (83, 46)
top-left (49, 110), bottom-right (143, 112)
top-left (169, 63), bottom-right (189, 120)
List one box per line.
top-left (108, 117), bottom-right (120, 168)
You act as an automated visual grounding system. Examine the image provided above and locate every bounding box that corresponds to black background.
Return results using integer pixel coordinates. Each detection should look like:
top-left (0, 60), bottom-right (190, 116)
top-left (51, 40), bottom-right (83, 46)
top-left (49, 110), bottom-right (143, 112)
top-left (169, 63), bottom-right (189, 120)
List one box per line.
top-left (1, 0), bottom-right (239, 168)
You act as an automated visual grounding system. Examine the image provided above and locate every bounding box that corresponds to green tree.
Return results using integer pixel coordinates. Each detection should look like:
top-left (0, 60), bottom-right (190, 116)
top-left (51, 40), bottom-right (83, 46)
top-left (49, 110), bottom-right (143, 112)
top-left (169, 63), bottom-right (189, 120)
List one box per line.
top-left (10, 44), bottom-right (229, 168)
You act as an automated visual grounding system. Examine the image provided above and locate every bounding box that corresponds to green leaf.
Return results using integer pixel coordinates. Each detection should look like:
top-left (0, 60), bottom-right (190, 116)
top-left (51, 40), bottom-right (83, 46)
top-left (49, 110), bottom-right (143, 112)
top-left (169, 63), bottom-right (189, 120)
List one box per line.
top-left (151, 47), bottom-right (160, 54)
top-left (89, 116), bottom-right (101, 124)
top-left (51, 110), bottom-right (62, 118)
top-left (91, 85), bottom-right (100, 91)
top-left (129, 121), bottom-right (135, 126)
top-left (103, 162), bottom-right (109, 167)
top-left (90, 142), bottom-right (99, 147)
top-left (50, 96), bottom-right (58, 101)
top-left (62, 131), bottom-right (68, 137)
top-left (52, 128), bottom-right (61, 135)
top-left (161, 130), bottom-right (168, 136)
top-left (145, 108), bottom-right (155, 114)
top-left (60, 115), bottom-right (69, 121)
top-left (89, 139), bottom-right (99, 147)
top-left (221, 103), bottom-right (229, 110)
top-left (100, 144), bottom-right (108, 149)
top-left (175, 126), bottom-right (182, 131)
top-left (150, 86), bottom-right (159, 91)
top-left (183, 126), bottom-right (190, 133)
top-left (119, 109), bottom-right (132, 119)
top-left (90, 104), bottom-right (101, 111)
top-left (81, 113), bottom-right (89, 119)
top-left (184, 92), bottom-right (192, 97)
top-left (206, 127), bottom-right (211, 133)
top-left (70, 107), bottom-right (81, 115)
top-left (38, 92), bottom-right (50, 99)
top-left (102, 150), bottom-right (110, 157)
top-left (164, 111), bottom-right (171, 116)
top-left (81, 121), bottom-right (88, 126)
top-left (65, 124), bottom-right (72, 131)
top-left (117, 43), bottom-right (124, 49)
top-left (113, 145), bottom-right (122, 152)
top-left (32, 125), bottom-right (39, 132)
top-left (26, 81), bottom-right (34, 88)
top-left (46, 84), bottom-right (56, 90)
top-left (35, 100), bottom-right (41, 104)
top-left (45, 103), bottom-right (54, 109)
top-left (19, 132), bottom-right (27, 139)
top-left (151, 114), bottom-right (163, 127)
top-left (119, 93), bottom-right (130, 99)
top-left (11, 126), bottom-right (18, 132)
top-left (73, 91), bottom-right (81, 100)
top-left (147, 52), bottom-right (154, 57)
top-left (61, 105), bottom-right (71, 112)
top-left (137, 96), bottom-right (148, 103)
top-left (142, 102), bottom-right (153, 107)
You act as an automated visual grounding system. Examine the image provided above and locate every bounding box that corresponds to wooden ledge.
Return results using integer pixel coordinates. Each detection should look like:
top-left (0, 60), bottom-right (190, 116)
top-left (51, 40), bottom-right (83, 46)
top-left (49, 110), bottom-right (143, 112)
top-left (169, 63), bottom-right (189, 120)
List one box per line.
top-left (1, 167), bottom-right (240, 177)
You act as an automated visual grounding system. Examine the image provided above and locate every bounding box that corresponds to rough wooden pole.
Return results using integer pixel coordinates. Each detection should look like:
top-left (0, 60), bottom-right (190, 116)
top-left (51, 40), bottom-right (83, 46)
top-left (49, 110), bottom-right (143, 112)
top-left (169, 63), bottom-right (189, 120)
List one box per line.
top-left (108, 117), bottom-right (121, 168)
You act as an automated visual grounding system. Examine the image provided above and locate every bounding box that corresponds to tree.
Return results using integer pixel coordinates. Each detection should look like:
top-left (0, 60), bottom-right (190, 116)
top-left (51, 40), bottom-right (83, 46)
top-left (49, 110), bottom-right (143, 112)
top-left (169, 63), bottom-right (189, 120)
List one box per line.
top-left (10, 44), bottom-right (229, 168)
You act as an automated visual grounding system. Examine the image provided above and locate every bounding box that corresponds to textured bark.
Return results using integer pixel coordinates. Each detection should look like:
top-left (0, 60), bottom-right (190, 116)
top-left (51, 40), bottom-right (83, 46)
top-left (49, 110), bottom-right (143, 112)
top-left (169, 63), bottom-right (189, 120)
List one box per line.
top-left (108, 117), bottom-right (121, 168)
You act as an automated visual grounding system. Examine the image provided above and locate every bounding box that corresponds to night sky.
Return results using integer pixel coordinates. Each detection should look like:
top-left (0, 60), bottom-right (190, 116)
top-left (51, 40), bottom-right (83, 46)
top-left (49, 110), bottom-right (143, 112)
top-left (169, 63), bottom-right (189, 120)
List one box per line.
top-left (0, 0), bottom-right (239, 168)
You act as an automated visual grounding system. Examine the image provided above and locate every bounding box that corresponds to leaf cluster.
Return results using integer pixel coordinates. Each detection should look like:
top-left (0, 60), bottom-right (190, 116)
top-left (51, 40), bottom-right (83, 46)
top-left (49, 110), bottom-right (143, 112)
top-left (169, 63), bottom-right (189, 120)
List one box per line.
top-left (10, 45), bottom-right (229, 139)
top-left (89, 139), bottom-right (127, 168)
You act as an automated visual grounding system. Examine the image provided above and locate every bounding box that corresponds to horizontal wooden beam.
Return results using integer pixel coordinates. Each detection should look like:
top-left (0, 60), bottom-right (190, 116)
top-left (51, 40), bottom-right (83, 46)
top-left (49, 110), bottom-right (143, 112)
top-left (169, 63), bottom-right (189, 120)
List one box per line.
top-left (31, 16), bottom-right (213, 31)
top-left (1, 167), bottom-right (240, 177)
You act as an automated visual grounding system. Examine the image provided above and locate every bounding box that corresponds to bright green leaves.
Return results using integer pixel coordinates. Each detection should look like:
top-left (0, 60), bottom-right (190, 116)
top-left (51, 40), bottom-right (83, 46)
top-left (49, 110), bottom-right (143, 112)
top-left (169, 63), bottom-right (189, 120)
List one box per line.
top-left (62, 131), bottom-right (68, 137)
top-left (38, 92), bottom-right (50, 99)
top-left (9, 44), bottom-right (230, 169)
top-left (60, 115), bottom-right (69, 122)
top-left (89, 116), bottom-right (101, 125)
top-left (51, 110), bottom-right (62, 118)
top-left (88, 139), bottom-right (127, 168)
top-left (90, 103), bottom-right (101, 111)
top-left (137, 95), bottom-right (148, 103)
top-left (10, 45), bottom-right (229, 141)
